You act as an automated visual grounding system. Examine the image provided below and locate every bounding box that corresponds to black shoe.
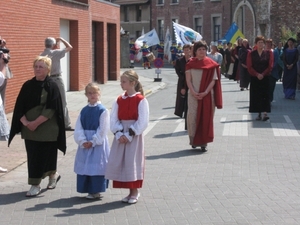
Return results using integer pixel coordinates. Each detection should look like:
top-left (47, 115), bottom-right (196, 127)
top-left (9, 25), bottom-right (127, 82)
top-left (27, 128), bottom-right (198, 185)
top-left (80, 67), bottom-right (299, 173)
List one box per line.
top-left (262, 116), bottom-right (269, 121)
top-left (200, 147), bottom-right (207, 152)
top-left (65, 126), bottom-right (74, 131)
top-left (191, 145), bottom-right (196, 149)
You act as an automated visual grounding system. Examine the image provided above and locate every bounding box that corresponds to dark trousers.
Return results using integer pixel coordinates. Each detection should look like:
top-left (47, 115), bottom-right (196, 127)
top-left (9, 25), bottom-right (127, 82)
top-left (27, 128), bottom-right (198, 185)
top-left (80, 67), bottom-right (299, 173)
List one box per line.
top-left (25, 140), bottom-right (58, 185)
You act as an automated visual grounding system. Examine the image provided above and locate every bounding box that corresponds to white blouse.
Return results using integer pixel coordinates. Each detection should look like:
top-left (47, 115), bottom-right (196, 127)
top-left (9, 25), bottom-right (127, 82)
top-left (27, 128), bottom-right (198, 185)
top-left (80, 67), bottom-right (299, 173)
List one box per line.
top-left (74, 102), bottom-right (110, 148)
top-left (110, 93), bottom-right (149, 142)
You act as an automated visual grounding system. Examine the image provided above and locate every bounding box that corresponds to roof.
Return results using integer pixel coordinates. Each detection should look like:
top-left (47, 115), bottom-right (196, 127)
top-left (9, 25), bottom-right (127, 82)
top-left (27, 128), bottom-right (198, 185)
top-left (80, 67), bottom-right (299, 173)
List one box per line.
top-left (112, 0), bottom-right (149, 5)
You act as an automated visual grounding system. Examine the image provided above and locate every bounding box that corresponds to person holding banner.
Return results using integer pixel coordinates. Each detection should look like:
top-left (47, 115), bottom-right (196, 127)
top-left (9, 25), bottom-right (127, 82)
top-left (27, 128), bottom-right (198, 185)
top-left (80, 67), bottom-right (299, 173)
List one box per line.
top-left (140, 41), bottom-right (151, 69)
top-left (155, 40), bottom-right (164, 60)
top-left (185, 41), bottom-right (222, 152)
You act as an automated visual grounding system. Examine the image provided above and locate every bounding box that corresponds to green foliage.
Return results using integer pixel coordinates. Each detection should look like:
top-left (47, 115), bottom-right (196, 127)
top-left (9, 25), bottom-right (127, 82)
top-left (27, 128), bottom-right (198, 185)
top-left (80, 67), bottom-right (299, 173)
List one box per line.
top-left (280, 25), bottom-right (299, 43)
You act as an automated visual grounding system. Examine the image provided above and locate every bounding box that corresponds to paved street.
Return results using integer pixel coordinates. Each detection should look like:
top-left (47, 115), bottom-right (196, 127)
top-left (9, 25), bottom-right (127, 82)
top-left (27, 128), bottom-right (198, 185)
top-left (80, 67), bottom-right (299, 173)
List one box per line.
top-left (1, 64), bottom-right (300, 224)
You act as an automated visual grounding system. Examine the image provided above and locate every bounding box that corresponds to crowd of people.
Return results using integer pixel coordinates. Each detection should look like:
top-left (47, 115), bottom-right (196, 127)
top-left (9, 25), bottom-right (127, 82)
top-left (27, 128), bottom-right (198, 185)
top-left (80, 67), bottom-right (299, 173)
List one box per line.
top-left (5, 62), bottom-right (148, 201)
top-left (222, 35), bottom-right (300, 120)
top-left (129, 39), bottom-right (184, 68)
top-left (0, 35), bottom-right (149, 203)
top-left (173, 34), bottom-right (300, 152)
top-left (222, 35), bottom-right (300, 101)
top-left (2, 32), bottom-right (300, 203)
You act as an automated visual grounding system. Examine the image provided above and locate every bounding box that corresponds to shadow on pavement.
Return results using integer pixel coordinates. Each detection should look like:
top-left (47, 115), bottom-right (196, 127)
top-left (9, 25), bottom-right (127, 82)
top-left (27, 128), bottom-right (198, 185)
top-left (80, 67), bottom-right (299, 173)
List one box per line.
top-left (220, 119), bottom-right (252, 123)
top-left (146, 149), bottom-right (206, 160)
top-left (153, 130), bottom-right (187, 138)
top-left (0, 191), bottom-right (30, 205)
top-left (161, 116), bottom-right (180, 120)
top-left (162, 106), bottom-right (175, 110)
top-left (55, 201), bottom-right (129, 217)
top-left (25, 197), bottom-right (129, 216)
top-left (149, 116), bottom-right (179, 122)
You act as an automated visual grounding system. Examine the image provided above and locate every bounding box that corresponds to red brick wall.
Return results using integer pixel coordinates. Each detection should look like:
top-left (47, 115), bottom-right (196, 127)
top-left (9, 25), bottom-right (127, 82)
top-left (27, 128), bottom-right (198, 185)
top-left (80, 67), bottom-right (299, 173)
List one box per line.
top-left (231, 0), bottom-right (300, 44)
top-left (151, 0), bottom-right (231, 43)
top-left (244, 6), bottom-right (255, 45)
top-left (270, 0), bottom-right (300, 44)
top-left (1, 0), bottom-right (120, 113)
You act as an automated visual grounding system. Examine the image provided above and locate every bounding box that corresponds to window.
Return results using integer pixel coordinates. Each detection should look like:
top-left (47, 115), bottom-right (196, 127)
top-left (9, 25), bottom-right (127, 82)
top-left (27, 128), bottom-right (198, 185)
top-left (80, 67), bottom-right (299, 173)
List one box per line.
top-left (212, 16), bottom-right (221, 41)
top-left (171, 0), bottom-right (179, 3)
top-left (194, 17), bottom-right (203, 35)
top-left (124, 6), bottom-right (129, 22)
top-left (172, 18), bottom-right (178, 40)
top-left (136, 30), bottom-right (142, 39)
top-left (62, 0), bottom-right (88, 5)
top-left (136, 5), bottom-right (142, 21)
top-left (158, 19), bottom-right (164, 40)
top-left (157, 0), bottom-right (164, 4)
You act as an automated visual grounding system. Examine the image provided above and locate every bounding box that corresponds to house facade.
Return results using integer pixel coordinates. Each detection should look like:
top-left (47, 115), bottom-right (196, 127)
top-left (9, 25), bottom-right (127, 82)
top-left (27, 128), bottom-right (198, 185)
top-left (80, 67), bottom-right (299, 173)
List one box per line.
top-left (232, 0), bottom-right (300, 44)
top-left (112, 0), bottom-right (151, 39)
top-left (151, 0), bottom-right (300, 46)
top-left (2, 0), bottom-right (120, 113)
top-left (151, 0), bottom-right (232, 44)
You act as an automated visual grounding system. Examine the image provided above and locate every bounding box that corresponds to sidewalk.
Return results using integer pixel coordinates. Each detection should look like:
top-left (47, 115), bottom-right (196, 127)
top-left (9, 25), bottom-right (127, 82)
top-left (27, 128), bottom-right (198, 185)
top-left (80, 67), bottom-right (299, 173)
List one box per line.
top-left (1, 66), bottom-right (300, 224)
top-left (0, 70), bottom-right (166, 176)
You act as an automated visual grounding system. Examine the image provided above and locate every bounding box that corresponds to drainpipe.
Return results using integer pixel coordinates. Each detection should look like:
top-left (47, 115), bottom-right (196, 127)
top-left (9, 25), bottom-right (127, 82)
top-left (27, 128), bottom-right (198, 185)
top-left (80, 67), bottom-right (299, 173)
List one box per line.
top-left (149, 0), bottom-right (152, 29)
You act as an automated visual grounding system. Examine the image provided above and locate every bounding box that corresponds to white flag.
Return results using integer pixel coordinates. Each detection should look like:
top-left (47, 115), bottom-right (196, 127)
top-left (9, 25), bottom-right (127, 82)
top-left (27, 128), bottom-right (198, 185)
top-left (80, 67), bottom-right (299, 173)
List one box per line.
top-left (172, 22), bottom-right (202, 44)
top-left (135, 29), bottom-right (160, 48)
top-left (164, 27), bottom-right (172, 62)
top-left (120, 26), bottom-right (125, 35)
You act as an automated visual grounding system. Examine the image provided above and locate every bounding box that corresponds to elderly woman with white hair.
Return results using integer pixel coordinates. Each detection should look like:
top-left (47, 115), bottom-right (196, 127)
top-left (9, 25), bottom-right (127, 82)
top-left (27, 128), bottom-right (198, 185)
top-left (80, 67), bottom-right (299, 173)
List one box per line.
top-left (9, 56), bottom-right (66, 197)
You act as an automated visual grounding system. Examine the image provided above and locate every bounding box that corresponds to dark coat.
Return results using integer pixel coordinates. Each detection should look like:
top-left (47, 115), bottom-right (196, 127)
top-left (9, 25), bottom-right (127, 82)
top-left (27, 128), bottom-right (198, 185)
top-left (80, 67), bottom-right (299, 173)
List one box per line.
top-left (8, 76), bottom-right (66, 154)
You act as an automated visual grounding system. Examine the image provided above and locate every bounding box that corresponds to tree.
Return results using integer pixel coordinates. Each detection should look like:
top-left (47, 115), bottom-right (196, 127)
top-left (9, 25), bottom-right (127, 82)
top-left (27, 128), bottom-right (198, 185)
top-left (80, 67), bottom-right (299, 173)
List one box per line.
top-left (280, 25), bottom-right (299, 44)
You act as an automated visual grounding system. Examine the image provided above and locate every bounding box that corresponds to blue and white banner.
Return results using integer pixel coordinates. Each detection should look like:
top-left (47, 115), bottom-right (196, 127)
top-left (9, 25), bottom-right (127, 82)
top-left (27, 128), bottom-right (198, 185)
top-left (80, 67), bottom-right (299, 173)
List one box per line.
top-left (135, 29), bottom-right (160, 48)
top-left (164, 27), bottom-right (172, 62)
top-left (173, 22), bottom-right (202, 45)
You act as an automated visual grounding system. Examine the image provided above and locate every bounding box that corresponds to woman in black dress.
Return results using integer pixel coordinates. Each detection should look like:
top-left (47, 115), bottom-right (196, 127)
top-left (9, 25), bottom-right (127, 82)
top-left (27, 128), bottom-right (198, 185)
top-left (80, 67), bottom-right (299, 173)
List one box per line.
top-left (247, 36), bottom-right (274, 121)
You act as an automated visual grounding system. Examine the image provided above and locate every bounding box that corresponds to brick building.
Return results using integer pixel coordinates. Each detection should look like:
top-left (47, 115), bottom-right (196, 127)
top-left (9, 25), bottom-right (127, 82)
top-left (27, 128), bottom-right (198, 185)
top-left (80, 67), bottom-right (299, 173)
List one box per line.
top-left (2, 0), bottom-right (120, 113)
top-left (151, 0), bottom-right (232, 44)
top-left (112, 0), bottom-right (151, 39)
top-left (151, 0), bottom-right (300, 46)
top-left (232, 0), bottom-right (300, 45)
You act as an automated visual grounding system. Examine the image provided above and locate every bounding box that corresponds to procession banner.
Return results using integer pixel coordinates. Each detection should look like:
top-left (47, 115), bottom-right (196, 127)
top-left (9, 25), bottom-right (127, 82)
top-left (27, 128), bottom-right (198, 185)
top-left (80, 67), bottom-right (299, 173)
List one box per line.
top-left (164, 27), bottom-right (172, 62)
top-left (135, 29), bottom-right (160, 48)
top-left (172, 22), bottom-right (202, 44)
